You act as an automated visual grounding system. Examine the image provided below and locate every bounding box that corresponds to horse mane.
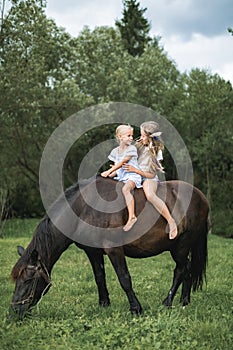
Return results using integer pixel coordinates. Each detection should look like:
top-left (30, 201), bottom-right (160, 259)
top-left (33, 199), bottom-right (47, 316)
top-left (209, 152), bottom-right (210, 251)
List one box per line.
top-left (10, 179), bottom-right (91, 282)
top-left (11, 176), bottom-right (125, 282)
top-left (11, 217), bottom-right (53, 281)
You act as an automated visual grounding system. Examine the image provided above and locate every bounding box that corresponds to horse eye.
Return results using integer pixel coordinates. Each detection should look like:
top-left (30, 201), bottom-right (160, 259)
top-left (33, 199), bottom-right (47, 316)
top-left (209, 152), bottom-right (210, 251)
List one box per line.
top-left (24, 278), bottom-right (34, 286)
top-left (26, 267), bottom-right (36, 277)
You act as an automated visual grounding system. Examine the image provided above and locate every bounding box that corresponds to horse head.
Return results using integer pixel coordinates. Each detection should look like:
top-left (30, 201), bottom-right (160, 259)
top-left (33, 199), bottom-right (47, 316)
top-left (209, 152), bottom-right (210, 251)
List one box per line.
top-left (10, 246), bottom-right (51, 319)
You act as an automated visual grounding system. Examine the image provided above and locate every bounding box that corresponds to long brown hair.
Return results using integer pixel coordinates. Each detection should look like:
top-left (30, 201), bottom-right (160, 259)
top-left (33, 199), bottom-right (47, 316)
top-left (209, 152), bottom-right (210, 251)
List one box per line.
top-left (136, 121), bottom-right (164, 173)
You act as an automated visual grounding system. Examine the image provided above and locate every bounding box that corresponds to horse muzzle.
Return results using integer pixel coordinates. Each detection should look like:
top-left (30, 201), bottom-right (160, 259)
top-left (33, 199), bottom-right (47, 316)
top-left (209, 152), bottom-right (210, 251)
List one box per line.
top-left (10, 299), bottom-right (32, 320)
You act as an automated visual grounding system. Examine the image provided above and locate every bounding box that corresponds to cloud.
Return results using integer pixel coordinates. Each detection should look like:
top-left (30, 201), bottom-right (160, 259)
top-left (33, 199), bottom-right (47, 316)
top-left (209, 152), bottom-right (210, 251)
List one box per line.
top-left (161, 33), bottom-right (233, 82)
top-left (46, 0), bottom-right (233, 39)
top-left (46, 0), bottom-right (122, 35)
top-left (44, 0), bottom-right (233, 84)
top-left (140, 0), bottom-right (233, 39)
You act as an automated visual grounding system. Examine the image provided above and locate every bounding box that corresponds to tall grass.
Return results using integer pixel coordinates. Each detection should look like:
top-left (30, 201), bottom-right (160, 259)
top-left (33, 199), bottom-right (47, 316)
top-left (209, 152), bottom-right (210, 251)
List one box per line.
top-left (0, 219), bottom-right (232, 350)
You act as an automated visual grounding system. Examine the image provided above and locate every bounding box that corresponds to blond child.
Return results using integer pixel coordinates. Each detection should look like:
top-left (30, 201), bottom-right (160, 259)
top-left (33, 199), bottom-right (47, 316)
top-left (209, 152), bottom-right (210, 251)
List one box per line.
top-left (101, 125), bottom-right (141, 231)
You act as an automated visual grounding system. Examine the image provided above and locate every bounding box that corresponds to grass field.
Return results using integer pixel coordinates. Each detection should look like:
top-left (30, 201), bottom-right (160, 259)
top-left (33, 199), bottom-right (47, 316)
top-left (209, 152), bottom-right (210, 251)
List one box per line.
top-left (0, 219), bottom-right (232, 350)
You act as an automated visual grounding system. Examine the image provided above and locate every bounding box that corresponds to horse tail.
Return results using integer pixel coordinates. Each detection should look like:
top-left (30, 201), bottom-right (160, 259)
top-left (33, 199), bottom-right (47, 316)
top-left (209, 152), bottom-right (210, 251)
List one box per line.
top-left (190, 219), bottom-right (208, 291)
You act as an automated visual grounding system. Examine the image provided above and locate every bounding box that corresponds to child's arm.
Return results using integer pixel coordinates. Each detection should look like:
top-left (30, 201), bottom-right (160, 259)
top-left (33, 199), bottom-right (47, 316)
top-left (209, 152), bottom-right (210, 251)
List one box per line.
top-left (123, 164), bottom-right (155, 179)
top-left (101, 156), bottom-right (132, 178)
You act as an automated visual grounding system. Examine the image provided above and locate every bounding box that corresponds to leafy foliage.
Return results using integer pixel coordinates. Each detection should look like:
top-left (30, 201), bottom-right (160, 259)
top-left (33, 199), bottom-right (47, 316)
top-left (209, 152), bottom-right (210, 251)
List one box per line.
top-left (228, 27), bottom-right (233, 35)
top-left (116, 0), bottom-right (152, 56)
top-left (170, 69), bottom-right (233, 234)
top-left (0, 0), bottom-right (93, 216)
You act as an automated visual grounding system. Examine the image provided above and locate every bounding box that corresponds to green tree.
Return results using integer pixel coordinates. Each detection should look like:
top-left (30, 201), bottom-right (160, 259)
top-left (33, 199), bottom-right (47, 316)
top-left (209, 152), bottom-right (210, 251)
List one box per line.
top-left (228, 27), bottom-right (233, 35)
top-left (71, 26), bottom-right (181, 110)
top-left (132, 41), bottom-right (181, 112)
top-left (171, 69), bottom-right (233, 235)
top-left (0, 0), bottom-right (93, 216)
top-left (72, 26), bottom-right (136, 103)
top-left (115, 0), bottom-right (152, 56)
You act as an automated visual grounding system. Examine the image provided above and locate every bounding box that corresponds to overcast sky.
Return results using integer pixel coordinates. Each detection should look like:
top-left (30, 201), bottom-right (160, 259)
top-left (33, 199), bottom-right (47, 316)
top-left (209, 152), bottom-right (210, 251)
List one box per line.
top-left (45, 0), bottom-right (233, 84)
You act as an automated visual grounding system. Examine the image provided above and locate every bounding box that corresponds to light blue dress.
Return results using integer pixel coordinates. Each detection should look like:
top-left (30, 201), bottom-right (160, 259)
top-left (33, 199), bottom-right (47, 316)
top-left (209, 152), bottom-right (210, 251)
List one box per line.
top-left (108, 145), bottom-right (142, 188)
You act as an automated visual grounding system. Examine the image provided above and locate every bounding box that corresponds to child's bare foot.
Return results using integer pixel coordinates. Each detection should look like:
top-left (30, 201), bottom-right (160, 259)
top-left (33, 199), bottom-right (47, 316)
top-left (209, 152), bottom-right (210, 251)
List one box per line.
top-left (167, 219), bottom-right (178, 239)
top-left (123, 217), bottom-right (137, 232)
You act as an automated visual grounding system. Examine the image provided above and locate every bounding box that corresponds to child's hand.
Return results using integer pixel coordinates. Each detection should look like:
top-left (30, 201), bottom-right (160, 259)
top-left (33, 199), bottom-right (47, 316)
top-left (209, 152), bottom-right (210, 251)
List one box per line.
top-left (123, 164), bottom-right (136, 173)
top-left (109, 171), bottom-right (117, 177)
top-left (101, 171), bottom-right (110, 177)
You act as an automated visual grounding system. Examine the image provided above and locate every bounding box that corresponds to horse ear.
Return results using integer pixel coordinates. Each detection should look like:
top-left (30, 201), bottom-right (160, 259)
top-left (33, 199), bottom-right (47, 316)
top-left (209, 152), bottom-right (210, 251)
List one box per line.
top-left (17, 246), bottom-right (25, 256)
top-left (29, 249), bottom-right (39, 265)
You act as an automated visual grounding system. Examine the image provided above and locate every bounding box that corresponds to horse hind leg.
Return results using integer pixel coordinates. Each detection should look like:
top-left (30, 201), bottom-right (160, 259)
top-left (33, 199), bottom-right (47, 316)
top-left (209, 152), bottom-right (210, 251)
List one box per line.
top-left (180, 260), bottom-right (192, 307)
top-left (162, 262), bottom-right (184, 307)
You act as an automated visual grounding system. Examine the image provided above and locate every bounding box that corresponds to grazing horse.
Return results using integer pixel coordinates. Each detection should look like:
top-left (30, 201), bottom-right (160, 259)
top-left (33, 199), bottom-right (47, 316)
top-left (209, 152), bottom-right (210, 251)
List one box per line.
top-left (10, 176), bottom-right (208, 319)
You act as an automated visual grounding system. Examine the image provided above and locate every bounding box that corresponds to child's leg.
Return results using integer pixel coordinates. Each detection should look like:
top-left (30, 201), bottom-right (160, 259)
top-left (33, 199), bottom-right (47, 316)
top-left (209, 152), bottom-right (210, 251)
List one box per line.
top-left (143, 180), bottom-right (178, 239)
top-left (122, 180), bottom-right (137, 231)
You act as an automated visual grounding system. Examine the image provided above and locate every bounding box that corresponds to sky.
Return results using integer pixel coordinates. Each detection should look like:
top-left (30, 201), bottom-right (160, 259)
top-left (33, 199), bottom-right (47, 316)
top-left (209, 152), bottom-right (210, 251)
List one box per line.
top-left (45, 0), bottom-right (233, 84)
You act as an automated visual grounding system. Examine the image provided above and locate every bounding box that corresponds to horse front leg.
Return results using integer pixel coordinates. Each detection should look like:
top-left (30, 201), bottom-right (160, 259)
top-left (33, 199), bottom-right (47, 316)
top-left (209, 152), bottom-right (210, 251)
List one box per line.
top-left (105, 247), bottom-right (143, 314)
top-left (83, 247), bottom-right (110, 307)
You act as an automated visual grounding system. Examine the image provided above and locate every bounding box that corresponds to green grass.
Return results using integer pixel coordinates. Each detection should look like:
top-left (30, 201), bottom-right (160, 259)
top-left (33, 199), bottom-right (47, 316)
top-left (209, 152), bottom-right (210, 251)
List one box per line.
top-left (0, 219), bottom-right (233, 350)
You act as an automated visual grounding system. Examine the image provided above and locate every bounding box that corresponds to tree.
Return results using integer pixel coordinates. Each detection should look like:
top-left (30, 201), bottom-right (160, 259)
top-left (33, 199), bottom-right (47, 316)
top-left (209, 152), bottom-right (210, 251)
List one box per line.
top-left (72, 26), bottom-right (137, 103)
top-left (228, 27), bottom-right (233, 36)
top-left (0, 0), bottom-right (6, 33)
top-left (171, 69), bottom-right (233, 235)
top-left (0, 0), bottom-right (93, 216)
top-left (115, 0), bottom-right (151, 56)
top-left (132, 42), bottom-right (181, 112)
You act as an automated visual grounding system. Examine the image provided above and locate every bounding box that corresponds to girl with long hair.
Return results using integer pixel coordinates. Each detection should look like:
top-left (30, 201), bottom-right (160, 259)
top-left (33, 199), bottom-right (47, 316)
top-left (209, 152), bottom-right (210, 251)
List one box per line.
top-left (124, 121), bottom-right (178, 239)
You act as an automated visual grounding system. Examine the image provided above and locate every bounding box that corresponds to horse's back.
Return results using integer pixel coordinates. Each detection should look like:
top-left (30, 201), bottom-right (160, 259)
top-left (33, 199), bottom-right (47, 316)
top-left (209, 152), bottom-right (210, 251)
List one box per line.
top-left (80, 177), bottom-right (209, 229)
top-left (157, 180), bottom-right (209, 215)
top-left (123, 180), bottom-right (209, 257)
top-left (71, 177), bottom-right (209, 254)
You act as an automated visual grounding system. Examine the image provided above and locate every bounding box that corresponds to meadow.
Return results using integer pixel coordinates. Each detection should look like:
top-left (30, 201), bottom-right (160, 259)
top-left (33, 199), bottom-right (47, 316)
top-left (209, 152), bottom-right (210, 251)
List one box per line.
top-left (0, 219), bottom-right (232, 350)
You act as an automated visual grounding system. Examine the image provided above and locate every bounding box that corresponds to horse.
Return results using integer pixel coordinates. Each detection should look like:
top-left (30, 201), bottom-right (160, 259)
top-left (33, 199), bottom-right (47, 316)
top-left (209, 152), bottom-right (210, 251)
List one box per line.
top-left (10, 176), bottom-right (209, 319)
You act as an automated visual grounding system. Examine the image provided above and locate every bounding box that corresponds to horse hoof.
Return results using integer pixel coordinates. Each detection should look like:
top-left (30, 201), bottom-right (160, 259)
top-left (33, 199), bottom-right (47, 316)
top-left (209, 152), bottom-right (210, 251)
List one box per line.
top-left (162, 298), bottom-right (172, 308)
top-left (99, 300), bottom-right (110, 307)
top-left (130, 306), bottom-right (143, 315)
top-left (181, 298), bottom-right (190, 307)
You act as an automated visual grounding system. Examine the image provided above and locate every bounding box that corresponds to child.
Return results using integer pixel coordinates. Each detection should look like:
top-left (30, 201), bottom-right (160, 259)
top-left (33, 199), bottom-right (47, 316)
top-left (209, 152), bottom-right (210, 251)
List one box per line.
top-left (123, 121), bottom-right (178, 239)
top-left (101, 124), bottom-right (142, 231)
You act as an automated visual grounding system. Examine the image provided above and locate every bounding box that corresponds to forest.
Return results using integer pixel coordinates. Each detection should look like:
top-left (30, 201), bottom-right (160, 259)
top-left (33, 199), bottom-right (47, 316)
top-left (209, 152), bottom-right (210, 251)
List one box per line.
top-left (0, 0), bottom-right (232, 237)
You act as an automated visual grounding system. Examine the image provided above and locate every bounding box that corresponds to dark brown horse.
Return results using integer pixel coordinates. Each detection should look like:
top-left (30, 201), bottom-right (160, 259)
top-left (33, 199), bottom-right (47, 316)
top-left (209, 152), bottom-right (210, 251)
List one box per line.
top-left (10, 176), bottom-right (209, 319)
